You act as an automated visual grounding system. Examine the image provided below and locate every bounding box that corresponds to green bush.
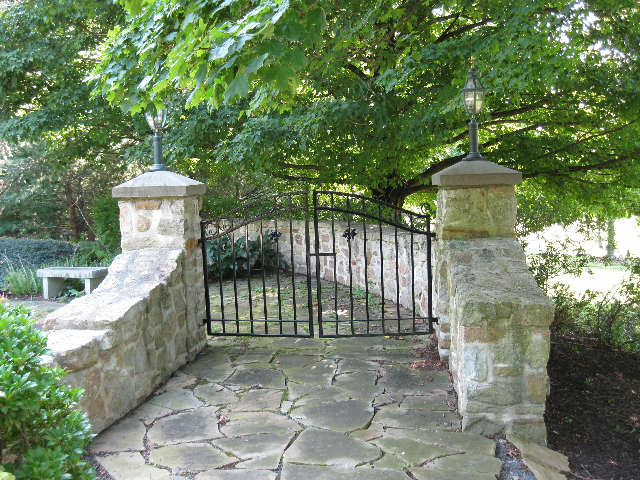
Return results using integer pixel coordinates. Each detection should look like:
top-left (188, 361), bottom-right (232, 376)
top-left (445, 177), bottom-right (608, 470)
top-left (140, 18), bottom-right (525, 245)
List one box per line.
top-left (551, 260), bottom-right (640, 353)
top-left (206, 235), bottom-right (285, 280)
top-left (0, 301), bottom-right (96, 480)
top-left (3, 263), bottom-right (41, 296)
top-left (71, 241), bottom-right (117, 267)
top-left (0, 238), bottom-right (75, 285)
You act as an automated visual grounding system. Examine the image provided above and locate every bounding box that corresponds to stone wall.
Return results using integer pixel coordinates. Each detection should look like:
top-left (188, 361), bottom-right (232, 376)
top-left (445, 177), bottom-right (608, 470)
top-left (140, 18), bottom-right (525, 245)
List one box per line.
top-left (246, 220), bottom-right (433, 318)
top-left (43, 172), bottom-right (207, 434)
top-left (432, 161), bottom-right (555, 445)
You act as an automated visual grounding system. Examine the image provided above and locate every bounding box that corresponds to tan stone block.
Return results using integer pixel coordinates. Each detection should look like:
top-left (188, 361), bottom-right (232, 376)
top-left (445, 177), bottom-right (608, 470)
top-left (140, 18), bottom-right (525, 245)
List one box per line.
top-left (135, 199), bottom-right (162, 210)
top-left (169, 198), bottom-right (185, 214)
top-left (526, 372), bottom-right (548, 404)
top-left (158, 218), bottom-right (186, 236)
top-left (526, 333), bottom-right (551, 369)
top-left (136, 215), bottom-right (151, 232)
top-left (466, 380), bottom-right (520, 406)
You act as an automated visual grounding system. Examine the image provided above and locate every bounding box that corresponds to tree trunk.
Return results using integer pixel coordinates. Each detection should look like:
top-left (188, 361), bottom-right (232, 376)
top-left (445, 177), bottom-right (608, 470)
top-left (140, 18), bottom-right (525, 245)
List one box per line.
top-left (606, 218), bottom-right (616, 260)
top-left (64, 179), bottom-right (81, 241)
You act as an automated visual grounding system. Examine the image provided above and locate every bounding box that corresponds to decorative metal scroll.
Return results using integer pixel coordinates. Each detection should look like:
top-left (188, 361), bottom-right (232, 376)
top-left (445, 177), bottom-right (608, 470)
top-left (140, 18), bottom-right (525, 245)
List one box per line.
top-left (201, 191), bottom-right (308, 241)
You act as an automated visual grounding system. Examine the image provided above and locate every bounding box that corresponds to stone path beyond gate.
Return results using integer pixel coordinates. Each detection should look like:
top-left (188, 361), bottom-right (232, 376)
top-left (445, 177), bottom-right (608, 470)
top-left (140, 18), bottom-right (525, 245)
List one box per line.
top-left (89, 335), bottom-right (504, 480)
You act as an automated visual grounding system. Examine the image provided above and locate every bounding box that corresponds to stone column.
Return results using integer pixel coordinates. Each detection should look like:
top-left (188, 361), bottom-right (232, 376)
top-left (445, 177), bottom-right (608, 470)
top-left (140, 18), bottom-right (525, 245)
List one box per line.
top-left (432, 159), bottom-right (555, 445)
top-left (112, 170), bottom-right (208, 364)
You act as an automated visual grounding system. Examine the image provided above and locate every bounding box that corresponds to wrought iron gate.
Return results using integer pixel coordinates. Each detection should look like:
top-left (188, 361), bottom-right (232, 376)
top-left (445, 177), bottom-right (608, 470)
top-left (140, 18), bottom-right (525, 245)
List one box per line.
top-left (200, 191), bottom-right (314, 337)
top-left (200, 191), bottom-right (436, 338)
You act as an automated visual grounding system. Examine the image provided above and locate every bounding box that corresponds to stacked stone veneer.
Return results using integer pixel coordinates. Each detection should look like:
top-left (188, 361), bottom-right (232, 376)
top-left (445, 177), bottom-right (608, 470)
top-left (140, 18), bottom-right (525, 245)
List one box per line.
top-left (432, 161), bottom-right (555, 445)
top-left (248, 220), bottom-right (433, 318)
top-left (43, 171), bottom-right (207, 434)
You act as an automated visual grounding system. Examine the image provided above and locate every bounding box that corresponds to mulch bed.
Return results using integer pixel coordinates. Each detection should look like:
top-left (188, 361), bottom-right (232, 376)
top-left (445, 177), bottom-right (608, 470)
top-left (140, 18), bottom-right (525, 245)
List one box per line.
top-left (545, 333), bottom-right (640, 480)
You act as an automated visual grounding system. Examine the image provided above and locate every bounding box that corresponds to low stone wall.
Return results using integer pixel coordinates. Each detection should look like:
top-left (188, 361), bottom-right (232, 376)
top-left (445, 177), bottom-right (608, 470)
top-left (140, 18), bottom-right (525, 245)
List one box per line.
top-left (248, 220), bottom-right (433, 318)
top-left (43, 172), bottom-right (207, 434)
top-left (436, 237), bottom-right (553, 442)
top-left (44, 249), bottom-right (206, 433)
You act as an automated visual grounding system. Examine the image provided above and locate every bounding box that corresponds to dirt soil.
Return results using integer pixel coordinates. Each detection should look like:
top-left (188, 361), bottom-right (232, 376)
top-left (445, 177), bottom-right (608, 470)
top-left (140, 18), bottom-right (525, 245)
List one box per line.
top-left (545, 333), bottom-right (640, 480)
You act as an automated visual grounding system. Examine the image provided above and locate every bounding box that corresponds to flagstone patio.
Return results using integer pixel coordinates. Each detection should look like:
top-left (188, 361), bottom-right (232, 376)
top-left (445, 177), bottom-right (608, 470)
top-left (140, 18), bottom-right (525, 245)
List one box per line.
top-left (89, 335), bottom-right (502, 479)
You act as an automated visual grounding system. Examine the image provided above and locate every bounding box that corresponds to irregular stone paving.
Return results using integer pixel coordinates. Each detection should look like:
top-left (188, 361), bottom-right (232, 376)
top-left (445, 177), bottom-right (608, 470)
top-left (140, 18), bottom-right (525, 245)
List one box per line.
top-left (89, 335), bottom-right (547, 479)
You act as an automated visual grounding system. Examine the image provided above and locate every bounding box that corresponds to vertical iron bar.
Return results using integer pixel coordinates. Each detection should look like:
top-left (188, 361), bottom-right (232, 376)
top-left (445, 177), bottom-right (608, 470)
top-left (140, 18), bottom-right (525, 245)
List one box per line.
top-left (275, 217), bottom-right (283, 335)
top-left (260, 220), bottom-right (268, 335)
top-left (305, 189), bottom-right (314, 337)
top-left (347, 196), bottom-right (354, 335)
top-left (379, 203), bottom-right (385, 334)
top-left (245, 224), bottom-right (254, 334)
top-left (231, 229), bottom-right (240, 332)
top-left (314, 191), bottom-right (323, 337)
top-left (395, 219), bottom-right (401, 333)
top-left (427, 217), bottom-right (434, 333)
top-left (200, 222), bottom-right (212, 335)
top-left (217, 235), bottom-right (226, 333)
top-left (362, 198), bottom-right (370, 333)
top-left (331, 194), bottom-right (338, 335)
top-left (410, 216), bottom-right (416, 333)
top-left (290, 199), bottom-right (297, 335)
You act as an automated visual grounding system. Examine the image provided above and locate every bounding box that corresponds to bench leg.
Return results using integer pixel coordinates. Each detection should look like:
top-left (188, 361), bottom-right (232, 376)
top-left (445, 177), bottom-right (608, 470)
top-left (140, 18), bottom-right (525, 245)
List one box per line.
top-left (84, 277), bottom-right (105, 295)
top-left (42, 278), bottom-right (64, 299)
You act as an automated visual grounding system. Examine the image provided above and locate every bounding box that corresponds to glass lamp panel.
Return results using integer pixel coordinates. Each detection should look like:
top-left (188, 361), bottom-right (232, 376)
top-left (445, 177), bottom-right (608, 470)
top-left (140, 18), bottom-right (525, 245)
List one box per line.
top-left (463, 90), bottom-right (485, 117)
top-left (144, 109), bottom-right (166, 132)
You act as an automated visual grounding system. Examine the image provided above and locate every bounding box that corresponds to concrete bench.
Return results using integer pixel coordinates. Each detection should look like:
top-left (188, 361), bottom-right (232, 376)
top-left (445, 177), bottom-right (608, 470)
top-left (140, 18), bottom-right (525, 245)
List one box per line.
top-left (36, 267), bottom-right (109, 299)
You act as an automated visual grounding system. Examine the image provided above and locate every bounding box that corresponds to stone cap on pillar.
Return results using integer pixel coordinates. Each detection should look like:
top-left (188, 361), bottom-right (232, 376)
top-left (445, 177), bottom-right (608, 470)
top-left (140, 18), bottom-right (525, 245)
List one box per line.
top-left (112, 171), bottom-right (206, 198)
top-left (432, 159), bottom-right (522, 187)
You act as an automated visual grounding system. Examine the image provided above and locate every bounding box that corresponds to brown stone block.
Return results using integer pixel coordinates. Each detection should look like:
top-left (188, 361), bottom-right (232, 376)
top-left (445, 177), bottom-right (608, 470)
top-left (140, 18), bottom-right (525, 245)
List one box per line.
top-left (462, 326), bottom-right (508, 343)
top-left (135, 199), bottom-right (162, 210)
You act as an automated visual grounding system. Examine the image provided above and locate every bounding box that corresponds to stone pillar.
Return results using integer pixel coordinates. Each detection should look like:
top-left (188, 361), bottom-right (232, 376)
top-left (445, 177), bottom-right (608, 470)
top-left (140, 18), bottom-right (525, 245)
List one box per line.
top-left (432, 159), bottom-right (555, 445)
top-left (112, 171), bottom-right (208, 361)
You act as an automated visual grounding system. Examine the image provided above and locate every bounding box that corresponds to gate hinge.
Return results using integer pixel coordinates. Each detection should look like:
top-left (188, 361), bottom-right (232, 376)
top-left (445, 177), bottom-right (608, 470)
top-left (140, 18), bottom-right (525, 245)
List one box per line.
top-left (432, 317), bottom-right (439, 324)
top-left (430, 232), bottom-right (436, 240)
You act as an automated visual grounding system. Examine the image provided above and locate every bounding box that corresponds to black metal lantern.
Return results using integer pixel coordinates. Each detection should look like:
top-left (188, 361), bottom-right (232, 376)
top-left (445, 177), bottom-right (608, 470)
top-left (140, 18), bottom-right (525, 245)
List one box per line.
top-left (144, 108), bottom-right (168, 171)
top-left (461, 58), bottom-right (486, 161)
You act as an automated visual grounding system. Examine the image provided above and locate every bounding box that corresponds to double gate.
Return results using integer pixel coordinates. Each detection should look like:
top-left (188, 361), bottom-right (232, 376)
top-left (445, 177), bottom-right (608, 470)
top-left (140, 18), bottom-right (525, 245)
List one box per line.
top-left (199, 191), bottom-right (436, 338)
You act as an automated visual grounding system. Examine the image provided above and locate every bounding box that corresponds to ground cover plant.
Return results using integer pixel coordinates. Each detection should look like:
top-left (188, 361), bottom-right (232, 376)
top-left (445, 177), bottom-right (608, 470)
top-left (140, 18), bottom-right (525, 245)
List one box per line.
top-left (0, 298), bottom-right (96, 480)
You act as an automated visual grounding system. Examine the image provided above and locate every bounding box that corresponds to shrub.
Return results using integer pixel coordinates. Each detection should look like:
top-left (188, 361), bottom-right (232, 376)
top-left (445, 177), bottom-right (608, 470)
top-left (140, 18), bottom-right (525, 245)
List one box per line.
top-left (526, 237), bottom-right (590, 293)
top-left (206, 235), bottom-right (284, 280)
top-left (0, 238), bottom-right (75, 284)
top-left (550, 260), bottom-right (640, 353)
top-left (71, 241), bottom-right (117, 267)
top-left (2, 262), bottom-right (41, 296)
top-left (0, 302), bottom-right (96, 480)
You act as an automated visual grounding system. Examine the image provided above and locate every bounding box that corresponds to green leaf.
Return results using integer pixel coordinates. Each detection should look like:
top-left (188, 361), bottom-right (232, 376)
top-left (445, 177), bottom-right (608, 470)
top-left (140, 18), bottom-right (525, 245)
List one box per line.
top-left (307, 7), bottom-right (327, 33)
top-left (224, 74), bottom-right (249, 103)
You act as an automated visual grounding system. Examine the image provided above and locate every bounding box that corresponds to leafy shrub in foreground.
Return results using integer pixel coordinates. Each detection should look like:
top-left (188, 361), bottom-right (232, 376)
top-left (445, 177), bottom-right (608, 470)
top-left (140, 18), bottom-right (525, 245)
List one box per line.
top-left (0, 301), bottom-right (96, 480)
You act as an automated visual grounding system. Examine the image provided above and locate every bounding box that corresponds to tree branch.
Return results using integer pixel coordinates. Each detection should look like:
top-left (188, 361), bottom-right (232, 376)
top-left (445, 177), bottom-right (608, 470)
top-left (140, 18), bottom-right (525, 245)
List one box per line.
top-left (435, 18), bottom-right (492, 43)
top-left (277, 161), bottom-right (323, 170)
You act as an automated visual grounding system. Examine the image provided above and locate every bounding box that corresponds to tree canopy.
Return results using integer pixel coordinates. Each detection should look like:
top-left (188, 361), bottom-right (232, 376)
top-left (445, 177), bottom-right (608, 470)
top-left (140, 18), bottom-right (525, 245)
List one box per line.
top-left (92, 0), bottom-right (640, 213)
